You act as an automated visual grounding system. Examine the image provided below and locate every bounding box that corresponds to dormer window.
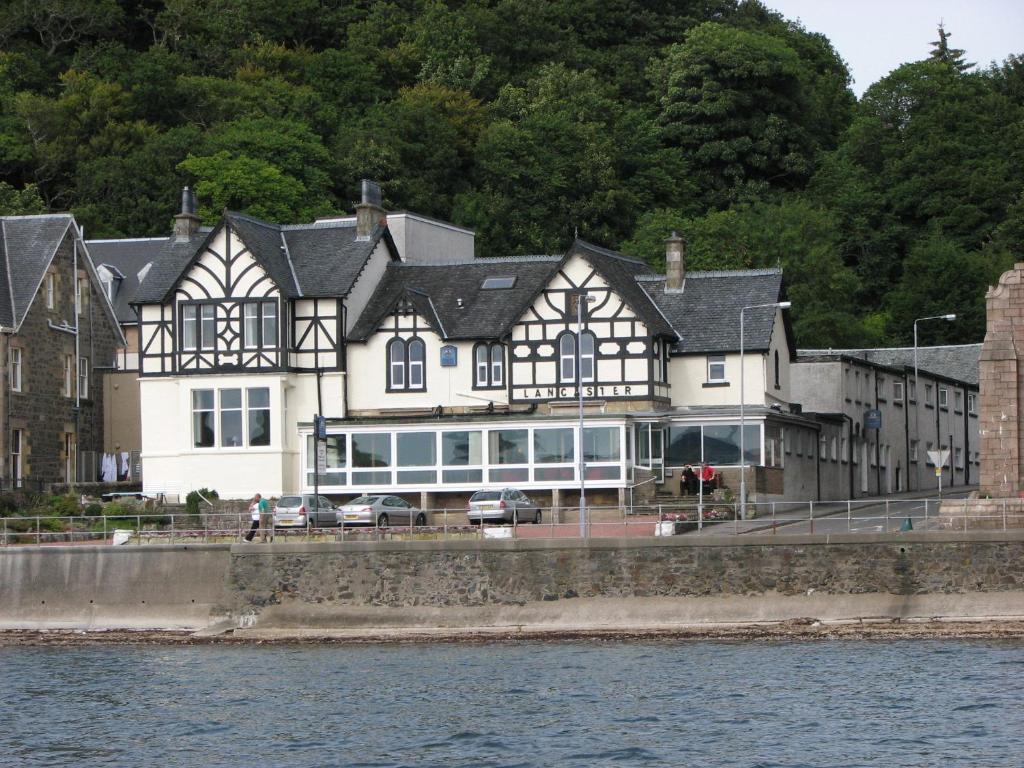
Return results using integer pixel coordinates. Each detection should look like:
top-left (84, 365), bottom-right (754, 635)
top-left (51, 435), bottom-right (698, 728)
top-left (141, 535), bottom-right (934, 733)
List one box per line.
top-left (558, 331), bottom-right (595, 384)
top-left (474, 343), bottom-right (505, 389)
top-left (388, 337), bottom-right (426, 391)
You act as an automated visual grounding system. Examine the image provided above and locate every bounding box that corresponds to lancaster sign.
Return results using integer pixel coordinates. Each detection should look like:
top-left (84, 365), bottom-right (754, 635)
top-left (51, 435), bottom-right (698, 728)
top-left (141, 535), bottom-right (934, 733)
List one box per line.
top-left (512, 384), bottom-right (648, 401)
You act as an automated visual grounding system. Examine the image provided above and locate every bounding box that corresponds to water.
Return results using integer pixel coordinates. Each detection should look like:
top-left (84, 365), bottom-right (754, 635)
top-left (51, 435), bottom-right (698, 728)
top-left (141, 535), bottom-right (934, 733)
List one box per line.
top-left (2, 639), bottom-right (1023, 767)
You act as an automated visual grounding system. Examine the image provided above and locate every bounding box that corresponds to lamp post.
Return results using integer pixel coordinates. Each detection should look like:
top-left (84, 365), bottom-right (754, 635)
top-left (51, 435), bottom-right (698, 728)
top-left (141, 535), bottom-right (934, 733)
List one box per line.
top-left (740, 301), bottom-right (791, 521)
top-left (578, 293), bottom-right (597, 538)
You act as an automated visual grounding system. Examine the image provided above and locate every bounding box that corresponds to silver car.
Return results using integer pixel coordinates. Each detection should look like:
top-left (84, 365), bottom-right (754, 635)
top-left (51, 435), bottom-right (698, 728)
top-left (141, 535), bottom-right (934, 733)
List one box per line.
top-left (467, 488), bottom-right (542, 525)
top-left (274, 494), bottom-right (339, 528)
top-left (336, 495), bottom-right (427, 528)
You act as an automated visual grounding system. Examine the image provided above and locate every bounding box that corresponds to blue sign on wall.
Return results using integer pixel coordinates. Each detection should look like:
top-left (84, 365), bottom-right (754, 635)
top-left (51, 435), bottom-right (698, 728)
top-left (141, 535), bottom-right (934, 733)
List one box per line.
top-left (864, 409), bottom-right (881, 430)
top-left (440, 345), bottom-right (458, 367)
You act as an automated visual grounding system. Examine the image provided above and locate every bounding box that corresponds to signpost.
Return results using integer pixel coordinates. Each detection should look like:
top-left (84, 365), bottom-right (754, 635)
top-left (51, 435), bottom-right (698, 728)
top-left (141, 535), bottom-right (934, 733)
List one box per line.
top-left (312, 414), bottom-right (327, 525)
top-left (927, 448), bottom-right (950, 498)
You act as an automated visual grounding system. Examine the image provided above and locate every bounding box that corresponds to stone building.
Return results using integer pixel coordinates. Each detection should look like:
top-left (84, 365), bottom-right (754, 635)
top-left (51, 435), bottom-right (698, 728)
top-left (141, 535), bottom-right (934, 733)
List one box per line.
top-left (0, 214), bottom-right (125, 488)
top-left (979, 262), bottom-right (1024, 497)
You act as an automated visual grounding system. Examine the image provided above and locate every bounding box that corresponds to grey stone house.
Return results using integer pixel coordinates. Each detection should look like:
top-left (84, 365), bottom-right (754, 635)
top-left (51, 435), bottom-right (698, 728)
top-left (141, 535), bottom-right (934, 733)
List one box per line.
top-left (0, 214), bottom-right (125, 489)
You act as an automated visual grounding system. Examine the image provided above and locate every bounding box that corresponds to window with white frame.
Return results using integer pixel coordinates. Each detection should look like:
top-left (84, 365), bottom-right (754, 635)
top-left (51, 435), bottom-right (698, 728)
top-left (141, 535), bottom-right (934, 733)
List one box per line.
top-left (200, 305), bottom-right (215, 350)
top-left (242, 300), bottom-right (277, 349)
top-left (559, 333), bottom-right (575, 382)
top-left (939, 386), bottom-right (948, 408)
top-left (387, 337), bottom-right (426, 391)
top-left (968, 392), bottom-right (977, 413)
top-left (78, 356), bottom-right (88, 399)
top-left (45, 273), bottom-right (55, 309)
top-left (10, 348), bottom-right (21, 392)
top-left (707, 353), bottom-right (726, 383)
top-left (579, 331), bottom-right (595, 382)
top-left (10, 428), bottom-right (23, 487)
top-left (925, 384), bottom-right (933, 405)
top-left (63, 355), bottom-right (73, 397)
top-left (893, 381), bottom-right (904, 402)
top-left (193, 386), bottom-right (270, 449)
top-left (474, 342), bottom-right (505, 389)
top-left (182, 305), bottom-right (198, 350)
top-left (182, 303), bottom-right (217, 350)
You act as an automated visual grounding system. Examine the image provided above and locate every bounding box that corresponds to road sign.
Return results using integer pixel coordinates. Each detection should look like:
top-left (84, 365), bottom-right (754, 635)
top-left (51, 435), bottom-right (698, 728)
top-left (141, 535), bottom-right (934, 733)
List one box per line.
top-left (314, 414), bottom-right (327, 440)
top-left (316, 441), bottom-right (327, 474)
top-left (935, 467), bottom-right (943, 477)
top-left (927, 449), bottom-right (950, 468)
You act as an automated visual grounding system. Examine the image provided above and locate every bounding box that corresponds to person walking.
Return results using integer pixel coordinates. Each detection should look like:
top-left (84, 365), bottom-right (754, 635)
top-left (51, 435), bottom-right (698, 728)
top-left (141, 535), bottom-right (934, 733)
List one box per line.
top-left (244, 493), bottom-right (270, 542)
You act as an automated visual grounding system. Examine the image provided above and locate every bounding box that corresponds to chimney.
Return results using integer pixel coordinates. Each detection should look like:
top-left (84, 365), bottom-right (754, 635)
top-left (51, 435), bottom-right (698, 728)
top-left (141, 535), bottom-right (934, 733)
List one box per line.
top-left (173, 186), bottom-right (200, 240)
top-left (355, 179), bottom-right (386, 240)
top-left (665, 231), bottom-right (685, 290)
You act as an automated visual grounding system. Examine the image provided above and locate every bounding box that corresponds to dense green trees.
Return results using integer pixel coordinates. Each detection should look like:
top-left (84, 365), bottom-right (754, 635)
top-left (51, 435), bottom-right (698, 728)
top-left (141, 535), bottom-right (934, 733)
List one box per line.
top-left (0, 1), bottom-right (1019, 347)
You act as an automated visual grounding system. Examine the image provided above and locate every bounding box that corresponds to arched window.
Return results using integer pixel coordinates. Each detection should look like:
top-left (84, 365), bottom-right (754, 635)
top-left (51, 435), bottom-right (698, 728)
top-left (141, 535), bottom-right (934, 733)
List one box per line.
top-left (490, 344), bottom-right (504, 386)
top-left (473, 342), bottom-right (505, 388)
top-left (386, 337), bottom-right (427, 391)
top-left (559, 333), bottom-right (576, 382)
top-left (408, 338), bottom-right (425, 388)
top-left (388, 338), bottom-right (406, 389)
top-left (579, 331), bottom-right (595, 382)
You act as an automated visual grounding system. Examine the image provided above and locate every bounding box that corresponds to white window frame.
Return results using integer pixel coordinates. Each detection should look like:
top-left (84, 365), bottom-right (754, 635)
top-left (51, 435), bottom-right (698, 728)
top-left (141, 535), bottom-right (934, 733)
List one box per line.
top-left (893, 381), bottom-right (904, 403)
top-left (78, 356), bottom-right (88, 399)
top-left (925, 384), bottom-right (934, 405)
top-left (938, 387), bottom-right (948, 408)
top-left (389, 338), bottom-right (406, 389)
top-left (182, 305), bottom-right (198, 350)
top-left (707, 353), bottom-right (726, 383)
top-left (64, 354), bottom-right (73, 398)
top-left (408, 338), bottom-right (425, 389)
top-left (10, 347), bottom-right (21, 392)
top-left (243, 303), bottom-right (259, 350)
top-left (45, 273), bottom-right (55, 309)
top-left (968, 393), bottom-right (977, 413)
top-left (490, 344), bottom-right (504, 387)
top-left (475, 344), bottom-right (489, 386)
top-left (559, 333), bottom-right (576, 382)
top-left (579, 331), bottom-right (595, 383)
top-left (200, 305), bottom-right (215, 351)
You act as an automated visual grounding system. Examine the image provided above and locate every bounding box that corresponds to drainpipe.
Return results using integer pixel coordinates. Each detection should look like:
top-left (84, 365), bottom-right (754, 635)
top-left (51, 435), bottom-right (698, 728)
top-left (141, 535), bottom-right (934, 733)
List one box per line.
top-left (841, 414), bottom-right (855, 499)
top-left (963, 389), bottom-right (971, 485)
top-left (903, 369), bottom-right (911, 492)
top-left (874, 371), bottom-right (881, 494)
top-left (73, 236), bottom-right (81, 485)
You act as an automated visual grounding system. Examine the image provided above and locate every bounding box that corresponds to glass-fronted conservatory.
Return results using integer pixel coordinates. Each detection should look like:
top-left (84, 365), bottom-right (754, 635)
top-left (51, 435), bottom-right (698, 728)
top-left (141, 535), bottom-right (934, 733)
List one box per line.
top-left (301, 420), bottom-right (629, 494)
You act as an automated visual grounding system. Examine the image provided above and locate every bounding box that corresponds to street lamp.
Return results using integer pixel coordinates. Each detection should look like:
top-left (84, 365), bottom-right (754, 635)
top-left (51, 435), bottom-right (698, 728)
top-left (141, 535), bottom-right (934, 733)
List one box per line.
top-left (913, 314), bottom-right (956, 391)
top-left (740, 301), bottom-right (791, 521)
top-left (578, 293), bottom-right (597, 538)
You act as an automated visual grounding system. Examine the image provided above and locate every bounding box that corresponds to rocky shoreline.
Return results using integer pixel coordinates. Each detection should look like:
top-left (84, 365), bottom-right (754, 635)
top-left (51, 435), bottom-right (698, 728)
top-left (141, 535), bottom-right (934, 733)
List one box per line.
top-left (4, 619), bottom-right (1024, 646)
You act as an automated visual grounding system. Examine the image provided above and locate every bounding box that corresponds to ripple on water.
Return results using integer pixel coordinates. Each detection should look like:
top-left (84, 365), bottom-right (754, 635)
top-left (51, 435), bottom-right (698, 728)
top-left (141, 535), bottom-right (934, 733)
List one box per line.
top-left (1, 639), bottom-right (1023, 767)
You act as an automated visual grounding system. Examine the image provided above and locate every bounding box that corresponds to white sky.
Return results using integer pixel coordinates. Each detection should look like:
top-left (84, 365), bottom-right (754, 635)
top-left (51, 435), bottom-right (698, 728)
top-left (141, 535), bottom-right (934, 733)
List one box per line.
top-left (764, 0), bottom-right (1024, 96)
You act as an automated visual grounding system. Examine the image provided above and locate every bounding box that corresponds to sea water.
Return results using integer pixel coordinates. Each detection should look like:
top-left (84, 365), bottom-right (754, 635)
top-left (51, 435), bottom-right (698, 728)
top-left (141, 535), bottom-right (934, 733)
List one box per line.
top-left (2, 639), bottom-right (1022, 767)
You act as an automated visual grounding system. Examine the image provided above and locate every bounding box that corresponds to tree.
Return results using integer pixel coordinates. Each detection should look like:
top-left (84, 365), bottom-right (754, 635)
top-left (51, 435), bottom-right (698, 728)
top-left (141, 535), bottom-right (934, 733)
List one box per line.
top-left (0, 181), bottom-right (46, 215)
top-left (651, 22), bottom-right (825, 208)
top-left (929, 22), bottom-right (974, 73)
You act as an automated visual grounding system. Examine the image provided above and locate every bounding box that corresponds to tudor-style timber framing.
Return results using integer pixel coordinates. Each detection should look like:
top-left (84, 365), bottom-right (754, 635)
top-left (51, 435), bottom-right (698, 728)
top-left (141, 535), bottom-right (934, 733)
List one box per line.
top-left (508, 255), bottom-right (671, 403)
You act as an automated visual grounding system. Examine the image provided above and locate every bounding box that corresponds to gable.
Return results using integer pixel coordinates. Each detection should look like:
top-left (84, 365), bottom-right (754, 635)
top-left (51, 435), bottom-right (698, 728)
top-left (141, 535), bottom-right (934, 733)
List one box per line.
top-left (174, 226), bottom-right (281, 302)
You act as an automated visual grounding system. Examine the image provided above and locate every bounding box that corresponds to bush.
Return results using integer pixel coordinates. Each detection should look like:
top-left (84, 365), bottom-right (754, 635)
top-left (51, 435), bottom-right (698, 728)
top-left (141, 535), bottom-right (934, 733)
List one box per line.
top-left (46, 494), bottom-right (82, 518)
top-left (84, 502), bottom-right (103, 517)
top-left (185, 488), bottom-right (219, 516)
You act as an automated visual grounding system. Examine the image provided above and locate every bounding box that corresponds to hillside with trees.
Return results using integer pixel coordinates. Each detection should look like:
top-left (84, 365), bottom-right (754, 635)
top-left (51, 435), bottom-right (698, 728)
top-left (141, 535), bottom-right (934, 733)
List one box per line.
top-left (0, 1), bottom-right (1020, 347)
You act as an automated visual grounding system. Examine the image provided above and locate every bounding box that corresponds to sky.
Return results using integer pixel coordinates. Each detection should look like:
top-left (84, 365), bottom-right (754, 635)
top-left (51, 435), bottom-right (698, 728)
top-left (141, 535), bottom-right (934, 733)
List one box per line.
top-left (764, 0), bottom-right (1024, 96)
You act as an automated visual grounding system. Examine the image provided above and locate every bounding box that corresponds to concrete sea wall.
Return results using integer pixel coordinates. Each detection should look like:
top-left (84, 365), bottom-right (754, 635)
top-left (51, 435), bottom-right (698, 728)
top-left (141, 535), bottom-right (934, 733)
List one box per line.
top-left (2, 532), bottom-right (1024, 635)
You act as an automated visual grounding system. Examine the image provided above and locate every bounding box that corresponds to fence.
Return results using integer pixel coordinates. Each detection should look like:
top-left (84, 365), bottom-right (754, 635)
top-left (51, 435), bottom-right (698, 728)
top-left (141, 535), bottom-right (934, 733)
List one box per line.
top-left (3, 497), bottom-right (1024, 546)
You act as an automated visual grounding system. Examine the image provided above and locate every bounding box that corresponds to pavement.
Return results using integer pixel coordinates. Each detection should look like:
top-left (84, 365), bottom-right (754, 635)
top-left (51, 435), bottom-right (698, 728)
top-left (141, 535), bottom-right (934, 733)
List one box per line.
top-left (685, 486), bottom-right (977, 536)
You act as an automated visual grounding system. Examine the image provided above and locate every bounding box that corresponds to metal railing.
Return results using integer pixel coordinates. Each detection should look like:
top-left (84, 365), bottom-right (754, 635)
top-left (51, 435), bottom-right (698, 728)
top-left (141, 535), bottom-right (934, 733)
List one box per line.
top-left (2, 497), bottom-right (1023, 546)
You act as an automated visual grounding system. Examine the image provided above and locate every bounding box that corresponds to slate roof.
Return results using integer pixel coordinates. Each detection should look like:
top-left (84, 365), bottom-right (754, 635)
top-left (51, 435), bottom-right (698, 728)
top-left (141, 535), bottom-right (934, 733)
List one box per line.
top-left (86, 236), bottom-right (205, 323)
top-left (105, 213), bottom-right (393, 307)
top-left (797, 345), bottom-right (982, 387)
top-left (0, 214), bottom-right (74, 328)
top-left (348, 256), bottom-right (563, 340)
top-left (639, 268), bottom-right (790, 354)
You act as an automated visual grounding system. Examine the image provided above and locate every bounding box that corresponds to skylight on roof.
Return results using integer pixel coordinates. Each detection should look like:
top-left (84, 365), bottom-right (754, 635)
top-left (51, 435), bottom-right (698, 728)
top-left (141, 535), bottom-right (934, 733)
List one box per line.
top-left (481, 276), bottom-right (516, 289)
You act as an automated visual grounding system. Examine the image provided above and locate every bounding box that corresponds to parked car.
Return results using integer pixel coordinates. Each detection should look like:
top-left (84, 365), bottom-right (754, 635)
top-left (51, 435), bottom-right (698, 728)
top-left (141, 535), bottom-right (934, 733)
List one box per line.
top-left (336, 495), bottom-right (427, 527)
top-left (467, 488), bottom-right (542, 525)
top-left (274, 494), bottom-right (340, 528)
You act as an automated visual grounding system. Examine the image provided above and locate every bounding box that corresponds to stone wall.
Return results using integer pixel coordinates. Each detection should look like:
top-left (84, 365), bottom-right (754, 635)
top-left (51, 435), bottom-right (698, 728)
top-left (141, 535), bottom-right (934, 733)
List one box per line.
top-left (227, 532), bottom-right (1024, 618)
top-left (979, 262), bottom-right (1024, 497)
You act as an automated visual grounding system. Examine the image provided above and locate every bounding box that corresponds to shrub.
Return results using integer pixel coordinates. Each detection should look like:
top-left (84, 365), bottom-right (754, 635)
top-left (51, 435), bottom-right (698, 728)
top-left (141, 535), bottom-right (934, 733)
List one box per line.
top-left (185, 488), bottom-right (219, 515)
top-left (84, 502), bottom-right (103, 517)
top-left (46, 494), bottom-right (82, 518)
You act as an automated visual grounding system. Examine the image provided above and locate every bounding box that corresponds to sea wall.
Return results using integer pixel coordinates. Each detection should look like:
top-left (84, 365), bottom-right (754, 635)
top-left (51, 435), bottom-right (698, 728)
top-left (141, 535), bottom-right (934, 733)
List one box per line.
top-left (0, 544), bottom-right (231, 630)
top-left (3, 532), bottom-right (1024, 635)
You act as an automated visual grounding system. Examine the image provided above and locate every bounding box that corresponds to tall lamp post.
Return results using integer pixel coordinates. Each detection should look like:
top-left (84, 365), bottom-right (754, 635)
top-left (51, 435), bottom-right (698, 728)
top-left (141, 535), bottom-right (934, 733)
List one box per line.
top-left (578, 293), bottom-right (597, 538)
top-left (740, 301), bottom-right (791, 521)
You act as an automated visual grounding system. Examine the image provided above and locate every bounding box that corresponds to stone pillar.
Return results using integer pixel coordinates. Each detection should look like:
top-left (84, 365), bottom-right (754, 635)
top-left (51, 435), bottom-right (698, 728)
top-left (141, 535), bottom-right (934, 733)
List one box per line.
top-left (551, 488), bottom-right (562, 523)
top-left (979, 262), bottom-right (1024, 497)
top-left (419, 491), bottom-right (436, 520)
top-left (618, 486), bottom-right (627, 512)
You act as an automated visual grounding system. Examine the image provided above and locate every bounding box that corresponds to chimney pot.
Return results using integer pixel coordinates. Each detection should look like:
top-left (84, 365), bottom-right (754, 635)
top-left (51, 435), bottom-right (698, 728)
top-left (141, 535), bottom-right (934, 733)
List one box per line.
top-left (173, 185), bottom-right (201, 241)
top-left (665, 231), bottom-right (685, 290)
top-left (355, 178), bottom-right (386, 239)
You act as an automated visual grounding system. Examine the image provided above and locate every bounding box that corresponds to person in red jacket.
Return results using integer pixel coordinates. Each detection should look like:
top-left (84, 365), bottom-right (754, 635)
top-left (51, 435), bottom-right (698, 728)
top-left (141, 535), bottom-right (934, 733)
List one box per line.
top-left (700, 463), bottom-right (716, 493)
